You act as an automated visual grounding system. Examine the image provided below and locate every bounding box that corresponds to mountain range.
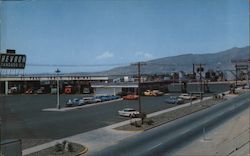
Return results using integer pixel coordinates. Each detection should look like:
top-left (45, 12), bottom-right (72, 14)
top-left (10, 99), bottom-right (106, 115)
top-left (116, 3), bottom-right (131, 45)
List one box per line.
top-left (98, 46), bottom-right (249, 76)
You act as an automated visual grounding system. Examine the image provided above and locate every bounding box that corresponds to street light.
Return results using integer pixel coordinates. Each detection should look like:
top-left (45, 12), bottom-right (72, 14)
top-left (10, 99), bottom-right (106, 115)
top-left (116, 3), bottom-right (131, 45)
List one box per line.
top-left (55, 68), bottom-right (61, 109)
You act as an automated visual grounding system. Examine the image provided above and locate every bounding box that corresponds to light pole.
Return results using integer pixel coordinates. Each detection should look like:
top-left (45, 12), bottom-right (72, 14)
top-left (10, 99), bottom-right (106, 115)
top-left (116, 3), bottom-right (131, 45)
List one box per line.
top-left (55, 68), bottom-right (61, 109)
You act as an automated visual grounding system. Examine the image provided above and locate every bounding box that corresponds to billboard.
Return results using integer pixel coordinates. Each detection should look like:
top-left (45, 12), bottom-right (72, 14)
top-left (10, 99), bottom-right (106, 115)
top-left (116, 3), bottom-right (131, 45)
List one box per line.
top-left (0, 53), bottom-right (26, 69)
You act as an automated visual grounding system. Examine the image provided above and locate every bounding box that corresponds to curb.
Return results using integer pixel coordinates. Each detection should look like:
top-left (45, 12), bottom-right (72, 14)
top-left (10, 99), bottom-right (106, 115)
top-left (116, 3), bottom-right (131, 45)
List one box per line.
top-left (75, 146), bottom-right (88, 156)
top-left (115, 97), bottom-right (228, 132)
top-left (42, 98), bottom-right (123, 112)
top-left (114, 128), bottom-right (144, 132)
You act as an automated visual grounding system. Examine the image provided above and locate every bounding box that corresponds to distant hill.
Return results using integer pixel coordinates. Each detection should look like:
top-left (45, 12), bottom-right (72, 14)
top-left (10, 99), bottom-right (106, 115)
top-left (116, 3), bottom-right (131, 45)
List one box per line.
top-left (100, 46), bottom-right (249, 76)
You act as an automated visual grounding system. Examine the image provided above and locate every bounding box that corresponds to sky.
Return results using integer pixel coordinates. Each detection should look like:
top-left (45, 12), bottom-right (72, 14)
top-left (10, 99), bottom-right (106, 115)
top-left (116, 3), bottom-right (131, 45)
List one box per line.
top-left (0, 0), bottom-right (249, 73)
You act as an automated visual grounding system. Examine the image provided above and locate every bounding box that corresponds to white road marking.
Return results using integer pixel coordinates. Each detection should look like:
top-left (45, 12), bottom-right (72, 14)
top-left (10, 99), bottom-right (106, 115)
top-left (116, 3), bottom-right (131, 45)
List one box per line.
top-left (148, 143), bottom-right (163, 151)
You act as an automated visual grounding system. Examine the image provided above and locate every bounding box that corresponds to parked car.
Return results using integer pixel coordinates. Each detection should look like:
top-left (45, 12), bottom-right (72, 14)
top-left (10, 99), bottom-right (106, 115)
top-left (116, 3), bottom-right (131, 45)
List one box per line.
top-left (152, 90), bottom-right (164, 96)
top-left (95, 96), bottom-right (109, 102)
top-left (92, 96), bottom-right (102, 103)
top-left (116, 91), bottom-right (128, 97)
top-left (25, 88), bottom-right (33, 94)
top-left (122, 95), bottom-right (139, 100)
top-left (65, 98), bottom-right (84, 107)
top-left (82, 97), bottom-right (101, 104)
top-left (144, 90), bottom-right (164, 96)
top-left (35, 87), bottom-right (45, 94)
top-left (118, 108), bottom-right (140, 117)
top-left (64, 85), bottom-right (74, 94)
top-left (144, 90), bottom-right (154, 96)
top-left (8, 86), bottom-right (18, 94)
top-left (179, 94), bottom-right (197, 100)
top-left (165, 96), bottom-right (184, 104)
top-left (107, 95), bottom-right (120, 100)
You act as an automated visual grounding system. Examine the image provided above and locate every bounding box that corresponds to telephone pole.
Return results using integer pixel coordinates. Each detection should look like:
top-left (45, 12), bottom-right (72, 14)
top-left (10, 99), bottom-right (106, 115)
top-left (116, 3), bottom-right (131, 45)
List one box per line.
top-left (132, 62), bottom-right (146, 122)
top-left (138, 62), bottom-right (142, 114)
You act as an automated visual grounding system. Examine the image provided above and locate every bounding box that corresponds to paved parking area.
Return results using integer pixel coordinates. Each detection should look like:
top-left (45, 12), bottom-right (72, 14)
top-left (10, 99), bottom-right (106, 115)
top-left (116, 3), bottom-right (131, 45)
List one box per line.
top-left (1, 94), bottom-right (179, 140)
top-left (0, 83), bottom-right (231, 149)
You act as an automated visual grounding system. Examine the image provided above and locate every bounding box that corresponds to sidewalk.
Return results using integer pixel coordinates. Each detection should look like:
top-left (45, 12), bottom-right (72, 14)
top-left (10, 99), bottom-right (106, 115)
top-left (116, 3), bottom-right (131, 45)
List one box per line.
top-left (22, 90), bottom-right (242, 155)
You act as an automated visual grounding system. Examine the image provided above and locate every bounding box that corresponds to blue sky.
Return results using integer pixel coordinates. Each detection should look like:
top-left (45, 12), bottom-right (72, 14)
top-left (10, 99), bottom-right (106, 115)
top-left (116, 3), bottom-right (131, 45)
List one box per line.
top-left (0, 0), bottom-right (249, 73)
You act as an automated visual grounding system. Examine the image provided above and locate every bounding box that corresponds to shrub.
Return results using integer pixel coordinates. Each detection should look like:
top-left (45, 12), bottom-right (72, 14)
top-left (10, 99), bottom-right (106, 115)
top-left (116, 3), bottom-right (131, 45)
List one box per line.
top-left (62, 140), bottom-right (67, 149)
top-left (55, 143), bottom-right (63, 152)
top-left (130, 121), bottom-right (141, 127)
top-left (134, 121), bottom-right (141, 127)
top-left (67, 142), bottom-right (74, 152)
top-left (146, 119), bottom-right (154, 125)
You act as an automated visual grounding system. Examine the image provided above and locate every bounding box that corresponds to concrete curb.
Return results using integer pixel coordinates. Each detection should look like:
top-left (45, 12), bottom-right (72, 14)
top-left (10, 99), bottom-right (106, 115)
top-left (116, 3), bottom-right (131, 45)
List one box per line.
top-left (113, 90), bottom-right (236, 132)
top-left (42, 98), bottom-right (123, 112)
top-left (75, 146), bottom-right (88, 156)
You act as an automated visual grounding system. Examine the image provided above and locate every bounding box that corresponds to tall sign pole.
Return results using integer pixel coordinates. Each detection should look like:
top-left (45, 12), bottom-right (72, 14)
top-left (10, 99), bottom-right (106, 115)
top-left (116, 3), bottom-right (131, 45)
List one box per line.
top-left (0, 49), bottom-right (26, 156)
top-left (55, 68), bottom-right (61, 109)
top-left (195, 64), bottom-right (205, 100)
top-left (247, 59), bottom-right (250, 87)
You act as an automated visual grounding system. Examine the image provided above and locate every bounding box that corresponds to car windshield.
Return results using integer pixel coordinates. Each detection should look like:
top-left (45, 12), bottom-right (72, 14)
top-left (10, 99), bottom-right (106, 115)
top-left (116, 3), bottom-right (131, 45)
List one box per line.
top-left (124, 109), bottom-right (135, 112)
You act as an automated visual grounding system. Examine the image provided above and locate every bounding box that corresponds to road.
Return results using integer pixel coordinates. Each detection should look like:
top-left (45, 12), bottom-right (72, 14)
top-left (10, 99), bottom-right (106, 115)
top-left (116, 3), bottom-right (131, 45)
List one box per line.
top-left (0, 83), bottom-right (230, 140)
top-left (172, 103), bottom-right (249, 156)
top-left (87, 92), bottom-right (250, 156)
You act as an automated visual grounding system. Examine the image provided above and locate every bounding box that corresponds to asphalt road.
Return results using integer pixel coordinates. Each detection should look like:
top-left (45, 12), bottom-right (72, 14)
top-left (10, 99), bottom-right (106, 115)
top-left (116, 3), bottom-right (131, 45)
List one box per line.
top-left (0, 83), bottom-right (230, 140)
top-left (88, 92), bottom-right (250, 156)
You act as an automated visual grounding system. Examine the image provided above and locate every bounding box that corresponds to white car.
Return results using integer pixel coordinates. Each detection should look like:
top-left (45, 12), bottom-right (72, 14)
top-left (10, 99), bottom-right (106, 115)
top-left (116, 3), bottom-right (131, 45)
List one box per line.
top-left (118, 108), bottom-right (140, 117)
top-left (179, 94), bottom-right (197, 100)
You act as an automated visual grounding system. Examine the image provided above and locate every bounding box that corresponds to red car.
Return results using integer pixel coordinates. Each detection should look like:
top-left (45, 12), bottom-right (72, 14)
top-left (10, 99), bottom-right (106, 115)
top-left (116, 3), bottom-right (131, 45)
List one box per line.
top-left (25, 88), bottom-right (33, 94)
top-left (122, 95), bottom-right (139, 100)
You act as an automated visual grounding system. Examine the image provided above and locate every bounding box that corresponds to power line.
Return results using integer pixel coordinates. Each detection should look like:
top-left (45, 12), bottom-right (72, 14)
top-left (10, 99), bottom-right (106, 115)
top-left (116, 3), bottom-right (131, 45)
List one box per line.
top-left (26, 63), bottom-right (129, 67)
top-left (26, 62), bottom-right (189, 67)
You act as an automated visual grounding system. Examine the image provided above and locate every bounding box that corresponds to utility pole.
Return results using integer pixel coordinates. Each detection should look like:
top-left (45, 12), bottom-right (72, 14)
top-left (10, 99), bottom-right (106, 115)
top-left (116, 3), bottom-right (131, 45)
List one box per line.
top-left (138, 62), bottom-right (141, 114)
top-left (235, 64), bottom-right (238, 86)
top-left (132, 62), bottom-right (146, 123)
top-left (248, 59), bottom-right (250, 87)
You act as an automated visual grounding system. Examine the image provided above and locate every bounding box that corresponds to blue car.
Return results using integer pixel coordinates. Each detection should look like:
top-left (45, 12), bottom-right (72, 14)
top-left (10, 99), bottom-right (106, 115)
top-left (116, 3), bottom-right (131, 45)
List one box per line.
top-left (95, 96), bottom-right (109, 102)
top-left (108, 95), bottom-right (120, 100)
top-left (165, 96), bottom-right (184, 105)
top-left (65, 98), bottom-right (85, 107)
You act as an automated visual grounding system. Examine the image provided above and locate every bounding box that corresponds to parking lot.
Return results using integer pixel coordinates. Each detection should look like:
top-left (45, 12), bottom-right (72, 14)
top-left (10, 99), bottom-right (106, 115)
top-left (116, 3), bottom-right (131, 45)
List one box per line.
top-left (0, 83), bottom-right (230, 141)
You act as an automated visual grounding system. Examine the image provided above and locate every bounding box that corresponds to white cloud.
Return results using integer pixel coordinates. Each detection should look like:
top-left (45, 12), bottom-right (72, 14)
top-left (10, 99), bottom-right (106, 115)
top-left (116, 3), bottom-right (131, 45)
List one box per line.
top-left (135, 51), bottom-right (153, 60)
top-left (96, 51), bottom-right (114, 60)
